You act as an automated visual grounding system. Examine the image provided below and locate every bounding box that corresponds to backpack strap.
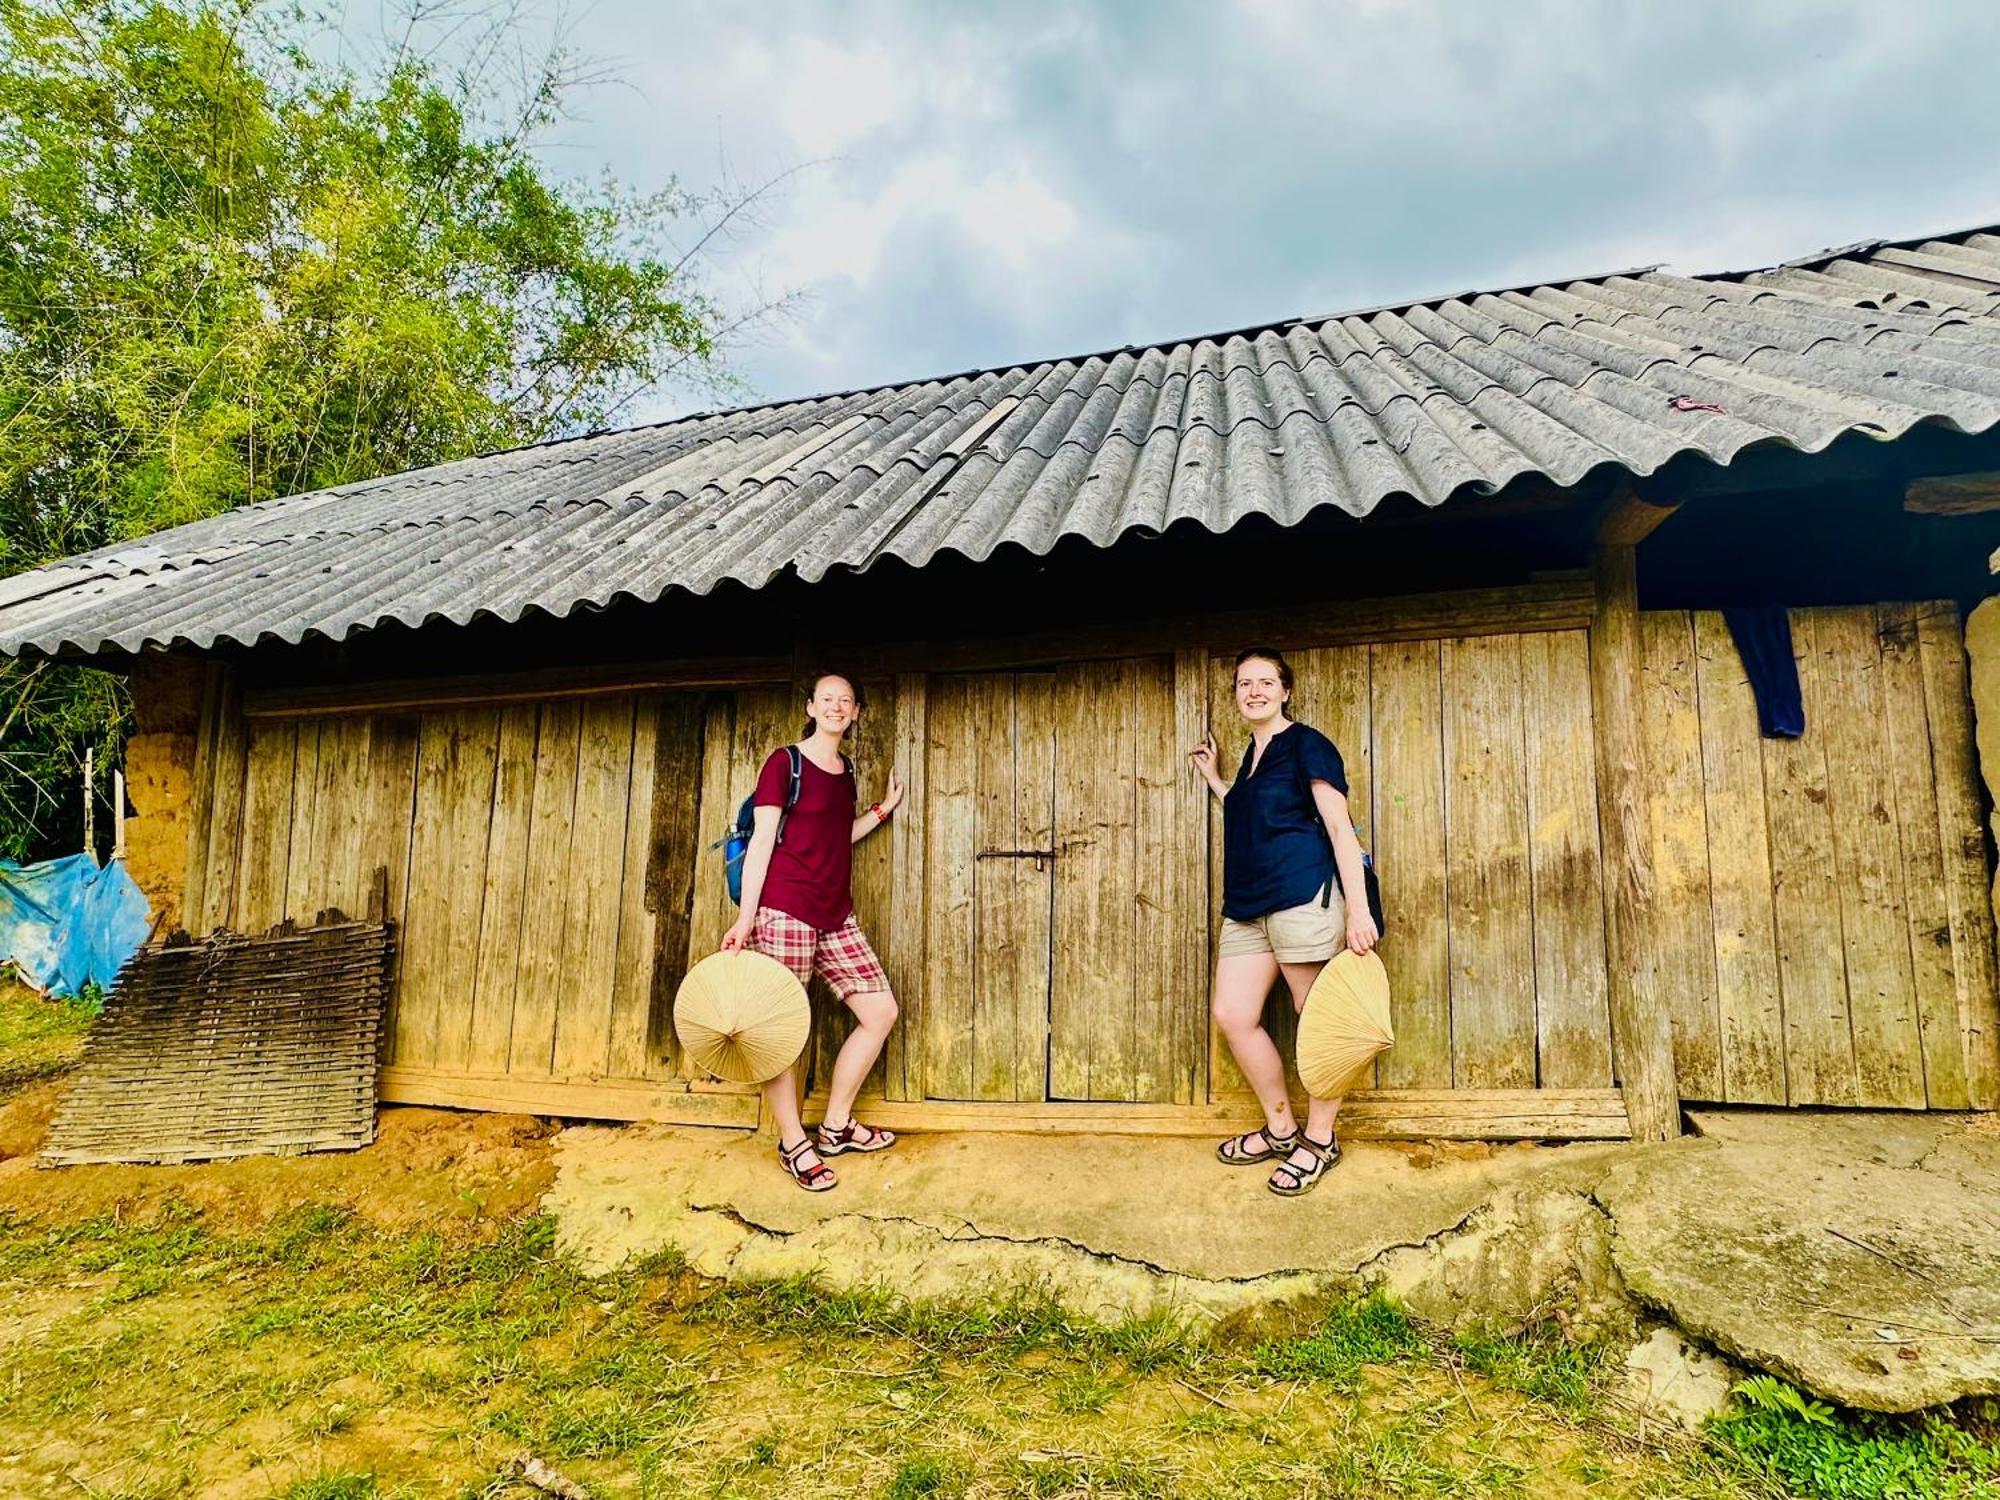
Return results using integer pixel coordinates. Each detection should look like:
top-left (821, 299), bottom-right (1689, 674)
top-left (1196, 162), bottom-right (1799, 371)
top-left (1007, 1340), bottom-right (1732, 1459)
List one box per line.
top-left (775, 745), bottom-right (804, 846)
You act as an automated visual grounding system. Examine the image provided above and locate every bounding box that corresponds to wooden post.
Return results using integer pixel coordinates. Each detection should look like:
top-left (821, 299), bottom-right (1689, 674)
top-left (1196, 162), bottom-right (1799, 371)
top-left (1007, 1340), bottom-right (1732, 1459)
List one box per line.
top-left (112, 769), bottom-right (126, 860)
top-left (884, 673), bottom-right (928, 1101)
top-left (1590, 540), bottom-right (1683, 1140)
top-left (82, 747), bottom-right (94, 859)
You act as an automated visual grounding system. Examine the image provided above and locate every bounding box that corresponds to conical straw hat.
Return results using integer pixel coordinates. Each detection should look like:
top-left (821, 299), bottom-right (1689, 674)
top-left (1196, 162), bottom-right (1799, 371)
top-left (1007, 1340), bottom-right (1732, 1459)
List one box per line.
top-left (673, 950), bottom-right (811, 1085)
top-left (1296, 949), bottom-right (1395, 1100)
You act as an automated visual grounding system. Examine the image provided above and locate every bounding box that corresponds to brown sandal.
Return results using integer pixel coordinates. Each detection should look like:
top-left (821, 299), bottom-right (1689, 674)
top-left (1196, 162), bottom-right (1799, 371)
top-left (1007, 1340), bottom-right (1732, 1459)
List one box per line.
top-left (1216, 1126), bottom-right (1298, 1165)
top-left (1267, 1133), bottom-right (1342, 1197)
top-left (817, 1119), bottom-right (896, 1156)
top-left (779, 1136), bottom-right (837, 1192)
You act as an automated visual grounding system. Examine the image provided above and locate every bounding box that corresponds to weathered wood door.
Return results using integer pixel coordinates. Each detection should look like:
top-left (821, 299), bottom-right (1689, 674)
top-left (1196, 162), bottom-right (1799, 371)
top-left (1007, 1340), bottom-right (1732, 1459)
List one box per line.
top-left (923, 658), bottom-right (1189, 1103)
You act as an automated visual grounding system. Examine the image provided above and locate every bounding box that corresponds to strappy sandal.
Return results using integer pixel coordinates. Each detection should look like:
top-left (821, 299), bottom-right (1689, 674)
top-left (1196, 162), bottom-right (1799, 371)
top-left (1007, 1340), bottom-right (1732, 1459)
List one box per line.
top-left (779, 1136), bottom-right (837, 1192)
top-left (816, 1119), bottom-right (896, 1156)
top-left (1216, 1125), bottom-right (1298, 1165)
top-left (1267, 1133), bottom-right (1342, 1197)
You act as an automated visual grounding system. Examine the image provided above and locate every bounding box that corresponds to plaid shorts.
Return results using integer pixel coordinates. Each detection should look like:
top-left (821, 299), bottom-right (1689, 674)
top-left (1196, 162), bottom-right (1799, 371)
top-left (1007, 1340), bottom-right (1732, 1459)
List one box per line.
top-left (752, 907), bottom-right (890, 1000)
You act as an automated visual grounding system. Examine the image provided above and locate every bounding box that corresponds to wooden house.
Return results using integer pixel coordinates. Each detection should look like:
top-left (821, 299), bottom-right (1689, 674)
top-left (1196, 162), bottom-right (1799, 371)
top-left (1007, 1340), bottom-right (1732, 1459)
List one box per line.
top-left (6, 223), bottom-right (2000, 1144)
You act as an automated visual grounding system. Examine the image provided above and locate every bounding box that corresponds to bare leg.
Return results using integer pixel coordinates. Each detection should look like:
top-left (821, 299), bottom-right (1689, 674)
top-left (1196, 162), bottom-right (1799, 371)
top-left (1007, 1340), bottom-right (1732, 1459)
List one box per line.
top-left (822, 988), bottom-right (898, 1132)
top-left (1272, 957), bottom-right (1343, 1189)
top-left (1212, 952), bottom-right (1293, 1139)
top-left (763, 1063), bottom-right (808, 1148)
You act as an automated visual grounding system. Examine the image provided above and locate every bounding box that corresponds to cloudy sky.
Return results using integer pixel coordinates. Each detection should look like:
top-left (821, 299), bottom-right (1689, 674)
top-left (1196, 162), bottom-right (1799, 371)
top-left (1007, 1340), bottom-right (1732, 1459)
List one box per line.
top-left (510, 1), bottom-right (2000, 422)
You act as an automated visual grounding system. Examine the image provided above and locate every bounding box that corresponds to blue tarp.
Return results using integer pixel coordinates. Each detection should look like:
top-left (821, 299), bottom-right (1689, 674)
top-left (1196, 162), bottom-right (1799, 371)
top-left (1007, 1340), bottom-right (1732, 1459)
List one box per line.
top-left (0, 853), bottom-right (152, 997)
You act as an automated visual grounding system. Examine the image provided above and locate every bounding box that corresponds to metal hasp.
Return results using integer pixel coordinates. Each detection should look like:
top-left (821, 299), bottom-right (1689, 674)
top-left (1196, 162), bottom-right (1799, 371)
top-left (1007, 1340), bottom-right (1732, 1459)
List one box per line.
top-left (976, 848), bottom-right (1059, 872)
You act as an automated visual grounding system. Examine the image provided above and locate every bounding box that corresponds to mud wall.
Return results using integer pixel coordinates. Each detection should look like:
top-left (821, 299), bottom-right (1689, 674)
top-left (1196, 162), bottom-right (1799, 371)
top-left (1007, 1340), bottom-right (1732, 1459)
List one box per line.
top-left (123, 655), bottom-right (206, 934)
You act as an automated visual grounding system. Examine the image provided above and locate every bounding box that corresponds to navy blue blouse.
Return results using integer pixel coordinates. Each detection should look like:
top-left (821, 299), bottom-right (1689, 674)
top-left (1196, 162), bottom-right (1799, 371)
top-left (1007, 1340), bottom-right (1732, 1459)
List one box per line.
top-left (1221, 722), bottom-right (1348, 921)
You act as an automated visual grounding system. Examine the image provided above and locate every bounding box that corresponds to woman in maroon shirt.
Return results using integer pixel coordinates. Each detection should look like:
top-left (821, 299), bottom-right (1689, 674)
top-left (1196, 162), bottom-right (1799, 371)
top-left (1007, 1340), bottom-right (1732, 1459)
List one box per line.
top-left (722, 673), bottom-right (905, 1190)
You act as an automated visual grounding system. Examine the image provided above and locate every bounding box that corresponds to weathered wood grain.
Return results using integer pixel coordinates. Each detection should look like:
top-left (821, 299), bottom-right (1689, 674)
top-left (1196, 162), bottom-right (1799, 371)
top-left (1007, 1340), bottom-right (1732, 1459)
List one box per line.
top-left (1763, 612), bottom-right (1860, 1105)
top-left (1172, 649), bottom-right (1211, 1105)
top-left (428, 708), bottom-right (502, 1074)
top-left (508, 701), bottom-right (581, 1077)
top-left (1876, 606), bottom-right (1966, 1109)
top-left (466, 704), bottom-right (537, 1074)
top-left (194, 671), bottom-right (248, 933)
top-left (1013, 674), bottom-right (1058, 1101)
top-left (1520, 630), bottom-right (1613, 1089)
top-left (1690, 611), bottom-right (1788, 1104)
top-left (606, 695), bottom-right (661, 1080)
top-left (885, 674), bottom-right (928, 1100)
top-left (1588, 546), bottom-right (1681, 1138)
top-left (1370, 639), bottom-right (1452, 1089)
top-left (1637, 611), bottom-right (1723, 1099)
top-left (1132, 656), bottom-right (1179, 1103)
top-left (1812, 610), bottom-right (1924, 1107)
top-left (551, 697), bottom-right (636, 1078)
top-left (1916, 603), bottom-right (2000, 1108)
top-left (234, 719), bottom-right (299, 934)
top-left (923, 674), bottom-right (977, 1100)
top-left (642, 696), bottom-right (707, 1077)
top-left (1443, 634), bottom-right (1536, 1089)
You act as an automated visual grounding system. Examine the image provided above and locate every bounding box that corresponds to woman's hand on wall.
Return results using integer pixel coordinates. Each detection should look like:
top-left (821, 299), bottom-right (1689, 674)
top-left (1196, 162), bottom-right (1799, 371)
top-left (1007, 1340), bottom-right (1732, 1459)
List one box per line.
top-left (1187, 733), bottom-right (1226, 798)
top-left (880, 770), bottom-right (905, 816)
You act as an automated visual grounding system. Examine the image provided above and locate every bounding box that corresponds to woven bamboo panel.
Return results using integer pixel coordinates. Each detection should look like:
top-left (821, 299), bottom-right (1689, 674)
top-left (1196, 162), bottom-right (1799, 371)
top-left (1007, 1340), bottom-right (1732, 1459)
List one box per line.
top-left (40, 916), bottom-right (393, 1167)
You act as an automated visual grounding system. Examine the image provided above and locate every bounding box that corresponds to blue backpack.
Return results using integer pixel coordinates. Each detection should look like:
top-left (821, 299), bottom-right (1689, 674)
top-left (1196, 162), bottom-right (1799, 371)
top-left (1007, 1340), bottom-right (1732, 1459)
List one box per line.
top-left (718, 747), bottom-right (853, 905)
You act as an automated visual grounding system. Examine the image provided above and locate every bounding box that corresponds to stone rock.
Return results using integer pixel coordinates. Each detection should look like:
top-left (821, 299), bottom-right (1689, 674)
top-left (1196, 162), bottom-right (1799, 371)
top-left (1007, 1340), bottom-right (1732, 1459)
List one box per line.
top-left (1599, 1112), bottom-right (2000, 1413)
top-left (1617, 1326), bottom-right (1739, 1432)
top-left (1368, 1182), bottom-right (1636, 1344)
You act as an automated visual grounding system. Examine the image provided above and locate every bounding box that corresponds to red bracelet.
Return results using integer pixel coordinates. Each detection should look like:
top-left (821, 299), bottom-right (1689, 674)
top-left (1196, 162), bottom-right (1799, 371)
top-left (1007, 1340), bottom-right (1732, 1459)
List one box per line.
top-left (871, 802), bottom-right (887, 821)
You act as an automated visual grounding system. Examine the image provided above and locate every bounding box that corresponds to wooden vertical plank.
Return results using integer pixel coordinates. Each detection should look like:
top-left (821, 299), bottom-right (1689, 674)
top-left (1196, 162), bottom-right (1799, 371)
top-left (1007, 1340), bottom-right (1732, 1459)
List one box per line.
top-left (1589, 544), bottom-right (1681, 1139)
top-left (1014, 673), bottom-right (1056, 1102)
top-left (282, 719), bottom-right (322, 922)
top-left (683, 695), bottom-right (740, 985)
top-left (1816, 610), bottom-right (1925, 1107)
top-left (1312, 645), bottom-right (1374, 850)
top-left (363, 713), bottom-right (420, 1059)
top-left (1916, 603), bottom-right (2000, 1107)
top-left (1443, 634), bottom-right (1536, 1089)
top-left (395, 714), bottom-right (456, 1069)
top-left (923, 675), bottom-right (976, 1100)
top-left (1520, 630), bottom-right (1614, 1089)
top-left (970, 674), bottom-right (1018, 1101)
top-left (552, 697), bottom-right (636, 1079)
top-left (179, 664), bottom-right (223, 932)
top-left (642, 696), bottom-right (707, 1078)
top-left (317, 717), bottom-right (376, 918)
top-left (509, 701), bottom-right (582, 1077)
top-left (607, 697), bottom-right (661, 1080)
top-left (1371, 640), bottom-right (1452, 1089)
top-left (467, 704), bottom-right (539, 1075)
top-left (1637, 612), bottom-right (1724, 1100)
top-left (884, 675), bottom-right (928, 1100)
top-left (233, 719), bottom-right (298, 933)
top-left (429, 708), bottom-right (502, 1074)
top-left (1763, 611), bottom-right (1861, 1106)
top-left (1172, 648), bottom-right (1211, 1105)
top-left (1877, 606), bottom-right (1967, 1109)
top-left (1131, 657), bottom-right (1179, 1103)
top-left (1692, 611), bottom-right (1788, 1105)
top-left (195, 670), bottom-right (247, 933)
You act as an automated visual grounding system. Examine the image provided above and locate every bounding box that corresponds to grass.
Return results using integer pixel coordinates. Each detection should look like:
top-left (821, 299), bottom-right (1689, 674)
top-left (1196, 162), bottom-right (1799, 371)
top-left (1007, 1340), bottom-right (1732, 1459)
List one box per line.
top-left (2, 1197), bottom-right (1998, 1497)
top-left (0, 977), bottom-right (94, 1090)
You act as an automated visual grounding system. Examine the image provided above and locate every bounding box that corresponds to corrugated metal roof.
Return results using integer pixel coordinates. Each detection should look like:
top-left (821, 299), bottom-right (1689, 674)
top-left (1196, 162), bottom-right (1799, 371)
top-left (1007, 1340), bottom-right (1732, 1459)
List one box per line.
top-left (5, 224), bottom-right (2000, 658)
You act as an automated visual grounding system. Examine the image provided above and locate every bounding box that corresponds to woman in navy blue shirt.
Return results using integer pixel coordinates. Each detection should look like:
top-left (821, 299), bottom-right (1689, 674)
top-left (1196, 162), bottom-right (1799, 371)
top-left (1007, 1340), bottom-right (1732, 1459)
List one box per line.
top-left (1190, 647), bottom-right (1379, 1195)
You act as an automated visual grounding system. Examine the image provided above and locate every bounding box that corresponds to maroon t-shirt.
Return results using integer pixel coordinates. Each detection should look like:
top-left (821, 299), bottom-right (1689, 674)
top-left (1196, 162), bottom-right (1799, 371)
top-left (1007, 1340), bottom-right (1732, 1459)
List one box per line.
top-left (753, 748), bottom-right (856, 930)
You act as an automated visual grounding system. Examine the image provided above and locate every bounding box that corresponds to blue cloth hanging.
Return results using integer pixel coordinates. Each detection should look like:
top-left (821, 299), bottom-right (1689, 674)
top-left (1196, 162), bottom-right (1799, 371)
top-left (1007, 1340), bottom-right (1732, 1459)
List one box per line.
top-left (1723, 606), bottom-right (1806, 738)
top-left (0, 854), bottom-right (152, 996)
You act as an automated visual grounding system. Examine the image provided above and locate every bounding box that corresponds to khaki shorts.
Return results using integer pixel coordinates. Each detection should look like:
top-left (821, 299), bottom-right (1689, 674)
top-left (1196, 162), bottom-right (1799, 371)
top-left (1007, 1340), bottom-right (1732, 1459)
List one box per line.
top-left (1218, 884), bottom-right (1348, 964)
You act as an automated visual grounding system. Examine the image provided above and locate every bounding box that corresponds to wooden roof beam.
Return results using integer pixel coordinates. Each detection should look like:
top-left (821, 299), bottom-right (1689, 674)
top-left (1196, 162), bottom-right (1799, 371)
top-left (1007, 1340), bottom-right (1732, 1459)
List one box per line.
top-left (1596, 484), bottom-right (1682, 545)
top-left (1907, 470), bottom-right (2000, 516)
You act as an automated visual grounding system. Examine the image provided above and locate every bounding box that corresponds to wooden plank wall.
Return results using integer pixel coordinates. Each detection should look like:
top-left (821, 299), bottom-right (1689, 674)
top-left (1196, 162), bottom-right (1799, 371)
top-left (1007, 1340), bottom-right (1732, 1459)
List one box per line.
top-left (1634, 603), bottom-right (2000, 1108)
top-left (1205, 629), bottom-right (1616, 1099)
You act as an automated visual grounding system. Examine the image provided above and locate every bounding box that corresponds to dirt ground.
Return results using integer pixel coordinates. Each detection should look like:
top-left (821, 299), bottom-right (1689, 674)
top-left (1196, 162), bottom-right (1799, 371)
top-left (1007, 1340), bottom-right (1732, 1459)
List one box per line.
top-left (2, 987), bottom-right (1996, 1499)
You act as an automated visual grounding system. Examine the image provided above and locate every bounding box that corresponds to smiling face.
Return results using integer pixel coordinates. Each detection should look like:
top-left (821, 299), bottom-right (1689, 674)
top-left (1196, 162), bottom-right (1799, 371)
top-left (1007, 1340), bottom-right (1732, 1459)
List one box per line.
top-left (1234, 655), bottom-right (1289, 728)
top-left (805, 674), bottom-right (860, 739)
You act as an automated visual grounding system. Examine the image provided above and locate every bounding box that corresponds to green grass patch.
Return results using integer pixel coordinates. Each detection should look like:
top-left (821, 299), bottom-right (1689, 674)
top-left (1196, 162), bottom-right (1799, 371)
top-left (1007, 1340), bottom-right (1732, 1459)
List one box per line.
top-left (887, 1454), bottom-right (969, 1499)
top-left (1710, 1376), bottom-right (2000, 1500)
top-left (1454, 1325), bottom-right (1610, 1414)
top-left (0, 979), bottom-right (94, 1090)
top-left (1255, 1291), bottom-right (1428, 1390)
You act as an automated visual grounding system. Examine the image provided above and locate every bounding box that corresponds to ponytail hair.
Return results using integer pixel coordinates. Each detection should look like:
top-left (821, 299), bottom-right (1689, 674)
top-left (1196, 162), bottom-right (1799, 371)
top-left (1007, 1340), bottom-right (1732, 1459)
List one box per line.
top-left (1232, 647), bottom-right (1296, 719)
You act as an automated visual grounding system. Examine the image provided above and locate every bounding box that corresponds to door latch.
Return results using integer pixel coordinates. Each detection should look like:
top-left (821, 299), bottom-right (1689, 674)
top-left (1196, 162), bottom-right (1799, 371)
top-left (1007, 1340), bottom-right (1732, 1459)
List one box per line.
top-left (976, 848), bottom-right (1059, 872)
